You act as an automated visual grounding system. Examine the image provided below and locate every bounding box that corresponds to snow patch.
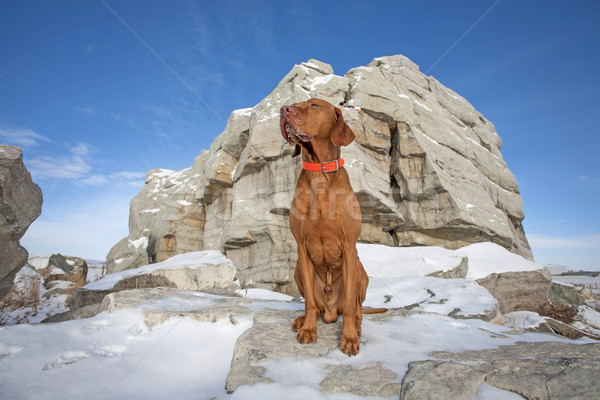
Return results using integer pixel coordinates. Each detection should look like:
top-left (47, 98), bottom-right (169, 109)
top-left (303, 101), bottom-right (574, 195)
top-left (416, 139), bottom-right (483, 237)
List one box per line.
top-left (128, 236), bottom-right (148, 249)
top-left (503, 311), bottom-right (547, 330)
top-left (461, 242), bottom-right (545, 280)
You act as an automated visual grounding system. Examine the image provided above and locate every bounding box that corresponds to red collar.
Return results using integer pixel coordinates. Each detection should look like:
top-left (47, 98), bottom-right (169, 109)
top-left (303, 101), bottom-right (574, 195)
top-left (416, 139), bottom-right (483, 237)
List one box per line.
top-left (302, 158), bottom-right (344, 173)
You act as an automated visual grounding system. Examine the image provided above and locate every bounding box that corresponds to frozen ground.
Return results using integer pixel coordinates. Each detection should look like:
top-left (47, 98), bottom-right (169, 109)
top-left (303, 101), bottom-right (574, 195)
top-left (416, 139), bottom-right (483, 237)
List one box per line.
top-left (0, 244), bottom-right (597, 399)
top-left (2, 289), bottom-right (593, 400)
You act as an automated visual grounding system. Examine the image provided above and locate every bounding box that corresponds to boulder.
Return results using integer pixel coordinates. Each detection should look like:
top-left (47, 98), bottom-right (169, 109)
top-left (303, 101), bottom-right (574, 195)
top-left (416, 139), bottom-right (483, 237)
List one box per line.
top-left (463, 242), bottom-right (551, 313)
top-left (548, 281), bottom-right (586, 306)
top-left (107, 55), bottom-right (533, 294)
top-left (28, 254), bottom-right (88, 284)
top-left (224, 308), bottom-right (407, 395)
top-left (46, 254), bottom-right (88, 284)
top-left (0, 146), bottom-right (43, 299)
top-left (399, 342), bottom-right (600, 400)
top-left (70, 250), bottom-right (238, 309)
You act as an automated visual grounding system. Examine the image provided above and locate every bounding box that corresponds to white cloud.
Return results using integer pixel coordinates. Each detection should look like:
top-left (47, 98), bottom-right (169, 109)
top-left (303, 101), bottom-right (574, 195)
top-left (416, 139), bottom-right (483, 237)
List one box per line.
top-left (0, 124), bottom-right (52, 147)
top-left (79, 171), bottom-right (146, 187)
top-left (27, 142), bottom-right (144, 187)
top-left (28, 142), bottom-right (94, 180)
top-left (527, 234), bottom-right (600, 249)
top-left (75, 105), bottom-right (96, 116)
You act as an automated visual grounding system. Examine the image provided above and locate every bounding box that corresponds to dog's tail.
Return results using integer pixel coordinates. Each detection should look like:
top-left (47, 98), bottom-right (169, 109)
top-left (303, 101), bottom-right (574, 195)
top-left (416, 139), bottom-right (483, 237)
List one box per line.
top-left (362, 307), bottom-right (388, 314)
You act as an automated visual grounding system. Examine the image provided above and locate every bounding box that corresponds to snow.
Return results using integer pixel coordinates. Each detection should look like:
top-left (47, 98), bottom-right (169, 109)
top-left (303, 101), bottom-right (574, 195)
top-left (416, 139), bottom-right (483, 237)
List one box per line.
top-left (413, 99), bottom-right (433, 112)
top-left (307, 74), bottom-right (334, 91)
top-left (503, 311), bottom-right (547, 330)
top-left (232, 107), bottom-right (252, 118)
top-left (228, 313), bottom-right (580, 400)
top-left (476, 383), bottom-right (525, 399)
top-left (461, 242), bottom-right (546, 280)
top-left (0, 309), bottom-right (253, 399)
top-left (1, 303), bottom-right (580, 399)
top-left (357, 243), bottom-right (465, 278)
top-left (128, 236), bottom-right (148, 249)
top-left (1, 243), bottom-right (595, 398)
top-left (140, 208), bottom-right (161, 214)
top-left (27, 255), bottom-right (50, 270)
top-left (49, 266), bottom-right (66, 275)
top-left (236, 288), bottom-right (294, 302)
top-left (366, 274), bottom-right (497, 317)
top-left (87, 266), bottom-right (105, 282)
top-left (0, 266), bottom-right (69, 324)
top-left (573, 306), bottom-right (600, 336)
top-left (85, 250), bottom-right (234, 291)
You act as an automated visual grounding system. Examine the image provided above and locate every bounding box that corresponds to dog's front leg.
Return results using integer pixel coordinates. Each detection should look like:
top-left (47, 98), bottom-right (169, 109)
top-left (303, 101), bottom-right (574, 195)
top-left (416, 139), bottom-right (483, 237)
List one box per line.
top-left (339, 243), bottom-right (360, 356)
top-left (294, 242), bottom-right (319, 344)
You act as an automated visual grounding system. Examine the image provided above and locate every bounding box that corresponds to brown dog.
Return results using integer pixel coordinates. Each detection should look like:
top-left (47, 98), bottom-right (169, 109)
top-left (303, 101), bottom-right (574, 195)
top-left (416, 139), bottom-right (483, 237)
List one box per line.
top-left (280, 98), bottom-right (385, 356)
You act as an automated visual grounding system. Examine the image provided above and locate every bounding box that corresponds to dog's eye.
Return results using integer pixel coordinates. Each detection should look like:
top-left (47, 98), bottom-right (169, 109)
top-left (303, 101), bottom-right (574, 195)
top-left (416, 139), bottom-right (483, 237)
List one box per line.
top-left (310, 103), bottom-right (319, 108)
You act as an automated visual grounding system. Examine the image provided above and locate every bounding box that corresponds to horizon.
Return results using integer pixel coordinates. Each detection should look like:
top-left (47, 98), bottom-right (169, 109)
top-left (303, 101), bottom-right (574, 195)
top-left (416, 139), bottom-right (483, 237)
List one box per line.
top-left (1, 1), bottom-right (599, 269)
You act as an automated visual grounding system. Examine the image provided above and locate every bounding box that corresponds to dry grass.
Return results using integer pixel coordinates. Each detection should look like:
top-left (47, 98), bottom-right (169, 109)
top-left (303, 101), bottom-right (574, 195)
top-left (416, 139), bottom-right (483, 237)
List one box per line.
top-left (535, 301), bottom-right (577, 324)
top-left (0, 275), bottom-right (42, 326)
top-left (64, 272), bottom-right (88, 305)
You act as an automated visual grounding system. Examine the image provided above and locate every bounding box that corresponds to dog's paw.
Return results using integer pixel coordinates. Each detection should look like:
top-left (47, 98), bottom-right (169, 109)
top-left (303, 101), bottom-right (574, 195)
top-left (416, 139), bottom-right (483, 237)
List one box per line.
top-left (340, 334), bottom-right (360, 356)
top-left (297, 327), bottom-right (317, 344)
top-left (292, 315), bottom-right (305, 331)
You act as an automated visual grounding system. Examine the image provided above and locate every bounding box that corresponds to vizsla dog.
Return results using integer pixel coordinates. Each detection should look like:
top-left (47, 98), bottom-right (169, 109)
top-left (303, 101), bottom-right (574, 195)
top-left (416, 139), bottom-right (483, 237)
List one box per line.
top-left (280, 98), bottom-right (385, 356)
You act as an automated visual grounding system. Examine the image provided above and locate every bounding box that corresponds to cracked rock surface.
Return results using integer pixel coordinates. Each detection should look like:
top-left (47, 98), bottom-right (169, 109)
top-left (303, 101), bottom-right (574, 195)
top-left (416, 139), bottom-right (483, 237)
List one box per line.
top-left (400, 341), bottom-right (600, 400)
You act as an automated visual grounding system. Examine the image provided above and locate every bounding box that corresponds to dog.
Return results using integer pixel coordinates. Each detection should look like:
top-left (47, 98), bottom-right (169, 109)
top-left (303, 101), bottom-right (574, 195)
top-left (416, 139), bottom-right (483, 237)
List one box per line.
top-left (280, 98), bottom-right (385, 356)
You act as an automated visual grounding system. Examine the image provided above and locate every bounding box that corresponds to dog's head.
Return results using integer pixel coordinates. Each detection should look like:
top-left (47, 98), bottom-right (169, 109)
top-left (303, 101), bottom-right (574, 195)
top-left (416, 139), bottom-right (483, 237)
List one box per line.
top-left (280, 98), bottom-right (355, 157)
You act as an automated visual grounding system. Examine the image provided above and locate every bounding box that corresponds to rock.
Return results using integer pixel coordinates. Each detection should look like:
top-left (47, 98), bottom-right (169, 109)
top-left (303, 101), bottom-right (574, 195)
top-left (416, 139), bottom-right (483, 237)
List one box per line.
top-left (42, 303), bottom-right (103, 323)
top-left (29, 254), bottom-right (88, 284)
top-left (0, 146), bottom-right (43, 299)
top-left (106, 162), bottom-right (206, 274)
top-left (548, 281), bottom-right (586, 306)
top-left (544, 317), bottom-right (600, 341)
top-left (399, 341), bottom-right (600, 400)
top-left (225, 308), bottom-right (410, 395)
top-left (71, 250), bottom-right (239, 309)
top-left (463, 242), bottom-right (552, 313)
top-left (46, 254), bottom-right (88, 284)
top-left (107, 55), bottom-right (533, 294)
top-left (320, 363), bottom-right (401, 397)
top-left (105, 230), bottom-right (150, 274)
top-left (68, 288), bottom-right (114, 310)
top-left (476, 270), bottom-right (551, 314)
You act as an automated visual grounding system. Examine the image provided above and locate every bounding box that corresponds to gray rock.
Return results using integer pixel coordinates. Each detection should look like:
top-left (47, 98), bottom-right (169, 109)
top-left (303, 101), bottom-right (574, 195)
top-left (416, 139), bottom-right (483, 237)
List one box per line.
top-left (426, 256), bottom-right (468, 279)
top-left (71, 252), bottom-right (238, 309)
top-left (400, 341), bottom-right (600, 400)
top-left (544, 317), bottom-right (600, 341)
top-left (320, 363), bottom-right (401, 397)
top-left (476, 270), bottom-right (552, 313)
top-left (0, 146), bottom-right (42, 299)
top-left (225, 308), bottom-right (411, 395)
top-left (42, 303), bottom-right (103, 323)
top-left (107, 55), bottom-right (533, 295)
top-left (46, 254), bottom-right (88, 284)
top-left (105, 230), bottom-right (150, 274)
top-left (548, 281), bottom-right (585, 306)
top-left (68, 288), bottom-right (113, 310)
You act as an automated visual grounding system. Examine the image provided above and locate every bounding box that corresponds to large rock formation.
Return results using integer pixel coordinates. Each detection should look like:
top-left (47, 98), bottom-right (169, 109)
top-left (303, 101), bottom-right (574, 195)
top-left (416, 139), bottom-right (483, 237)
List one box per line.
top-left (107, 55), bottom-right (532, 294)
top-left (0, 146), bottom-right (43, 299)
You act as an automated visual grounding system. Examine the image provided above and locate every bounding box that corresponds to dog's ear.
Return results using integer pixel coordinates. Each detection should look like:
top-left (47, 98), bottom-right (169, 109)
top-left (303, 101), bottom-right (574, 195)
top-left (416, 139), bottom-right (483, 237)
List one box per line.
top-left (292, 144), bottom-right (301, 157)
top-left (331, 108), bottom-right (355, 147)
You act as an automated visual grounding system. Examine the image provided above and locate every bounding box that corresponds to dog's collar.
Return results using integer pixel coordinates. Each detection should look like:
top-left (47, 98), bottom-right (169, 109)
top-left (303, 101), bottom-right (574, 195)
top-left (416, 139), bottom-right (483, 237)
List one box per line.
top-left (302, 158), bottom-right (344, 173)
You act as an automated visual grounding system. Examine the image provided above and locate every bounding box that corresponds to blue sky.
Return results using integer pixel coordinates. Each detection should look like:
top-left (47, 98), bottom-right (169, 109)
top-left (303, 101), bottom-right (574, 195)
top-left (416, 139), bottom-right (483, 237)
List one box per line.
top-left (1, 0), bottom-right (599, 269)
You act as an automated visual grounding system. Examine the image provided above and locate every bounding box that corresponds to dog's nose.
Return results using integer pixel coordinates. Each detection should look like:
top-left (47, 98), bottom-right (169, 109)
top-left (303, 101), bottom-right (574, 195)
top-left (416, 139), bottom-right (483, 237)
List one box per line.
top-left (280, 106), bottom-right (296, 116)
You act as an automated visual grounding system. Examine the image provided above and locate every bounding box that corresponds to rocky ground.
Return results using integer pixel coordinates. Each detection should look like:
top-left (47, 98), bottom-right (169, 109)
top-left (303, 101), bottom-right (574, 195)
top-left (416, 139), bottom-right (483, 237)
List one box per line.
top-left (1, 245), bottom-right (599, 399)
